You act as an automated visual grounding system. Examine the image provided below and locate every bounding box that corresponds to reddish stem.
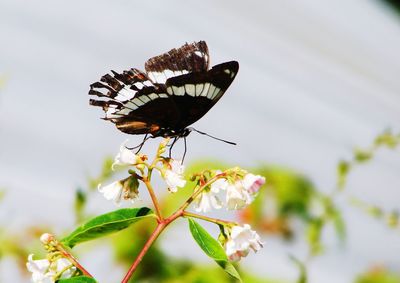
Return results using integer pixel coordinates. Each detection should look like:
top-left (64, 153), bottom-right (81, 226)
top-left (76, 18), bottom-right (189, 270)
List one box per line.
top-left (56, 243), bottom-right (93, 278)
top-left (143, 178), bottom-right (163, 221)
top-left (121, 209), bottom-right (183, 283)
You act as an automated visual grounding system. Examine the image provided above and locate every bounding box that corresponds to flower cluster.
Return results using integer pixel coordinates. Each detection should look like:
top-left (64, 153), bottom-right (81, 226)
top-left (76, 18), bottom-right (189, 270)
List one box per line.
top-left (193, 171), bottom-right (265, 212)
top-left (26, 234), bottom-right (76, 283)
top-left (75, 138), bottom-right (266, 269)
top-left (223, 224), bottom-right (263, 261)
top-left (190, 169), bottom-right (265, 260)
top-left (27, 255), bottom-right (76, 283)
top-left (98, 139), bottom-right (186, 205)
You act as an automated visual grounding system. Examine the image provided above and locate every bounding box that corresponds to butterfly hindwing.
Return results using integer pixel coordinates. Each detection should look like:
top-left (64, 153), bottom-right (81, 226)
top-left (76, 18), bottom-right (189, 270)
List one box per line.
top-left (89, 68), bottom-right (179, 135)
top-left (145, 41), bottom-right (209, 84)
top-left (89, 68), bottom-right (155, 119)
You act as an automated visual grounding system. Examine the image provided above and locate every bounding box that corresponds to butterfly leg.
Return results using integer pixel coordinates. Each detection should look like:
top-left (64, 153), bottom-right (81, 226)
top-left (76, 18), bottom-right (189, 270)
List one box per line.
top-left (181, 136), bottom-right (188, 164)
top-left (126, 134), bottom-right (149, 153)
top-left (169, 137), bottom-right (179, 158)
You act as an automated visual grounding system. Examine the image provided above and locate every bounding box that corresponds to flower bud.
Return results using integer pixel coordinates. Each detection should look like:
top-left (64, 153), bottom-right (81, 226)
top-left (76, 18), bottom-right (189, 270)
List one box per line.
top-left (40, 233), bottom-right (54, 245)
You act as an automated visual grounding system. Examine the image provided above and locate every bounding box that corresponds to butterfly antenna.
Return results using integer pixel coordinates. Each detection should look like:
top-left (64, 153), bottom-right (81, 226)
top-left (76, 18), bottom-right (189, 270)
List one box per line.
top-left (188, 128), bottom-right (237, 145)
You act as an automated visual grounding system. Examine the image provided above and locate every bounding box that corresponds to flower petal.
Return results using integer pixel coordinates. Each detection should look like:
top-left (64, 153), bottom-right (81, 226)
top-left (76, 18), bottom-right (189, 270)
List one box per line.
top-left (98, 181), bottom-right (124, 205)
top-left (112, 140), bottom-right (138, 170)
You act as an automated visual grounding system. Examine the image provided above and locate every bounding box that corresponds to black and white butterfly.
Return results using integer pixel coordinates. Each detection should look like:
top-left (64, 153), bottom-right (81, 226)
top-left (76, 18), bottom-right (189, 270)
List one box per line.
top-left (89, 41), bottom-right (239, 154)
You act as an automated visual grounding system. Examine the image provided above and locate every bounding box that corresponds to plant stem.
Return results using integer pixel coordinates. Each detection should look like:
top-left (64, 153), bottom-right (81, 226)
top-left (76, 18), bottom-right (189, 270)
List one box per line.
top-left (121, 209), bottom-right (183, 283)
top-left (56, 243), bottom-right (93, 278)
top-left (144, 177), bottom-right (163, 221)
top-left (122, 169), bottom-right (229, 282)
top-left (182, 211), bottom-right (236, 226)
top-left (180, 175), bottom-right (221, 211)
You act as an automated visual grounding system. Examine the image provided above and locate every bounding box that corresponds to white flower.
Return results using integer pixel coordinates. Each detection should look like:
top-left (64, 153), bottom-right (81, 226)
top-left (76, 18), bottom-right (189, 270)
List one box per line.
top-left (225, 174), bottom-right (265, 210)
top-left (194, 191), bottom-right (223, 213)
top-left (54, 258), bottom-right (76, 279)
top-left (112, 140), bottom-right (139, 170)
top-left (224, 224), bottom-right (263, 261)
top-left (26, 254), bottom-right (53, 283)
top-left (210, 175), bottom-right (229, 193)
top-left (193, 176), bottom-right (227, 212)
top-left (98, 181), bottom-right (124, 205)
top-left (242, 174), bottom-right (265, 194)
top-left (27, 255), bottom-right (76, 283)
top-left (225, 182), bottom-right (253, 210)
top-left (164, 160), bottom-right (186, 192)
top-left (98, 178), bottom-right (139, 206)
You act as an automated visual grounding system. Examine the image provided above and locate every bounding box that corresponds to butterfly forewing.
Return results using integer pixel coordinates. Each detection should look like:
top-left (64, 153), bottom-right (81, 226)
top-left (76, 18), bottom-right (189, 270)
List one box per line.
top-left (165, 61), bottom-right (239, 129)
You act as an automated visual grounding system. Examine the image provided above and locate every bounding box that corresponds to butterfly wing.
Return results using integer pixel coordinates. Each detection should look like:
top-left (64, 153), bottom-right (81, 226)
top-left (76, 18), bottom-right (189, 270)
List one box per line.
top-left (89, 41), bottom-right (238, 137)
top-left (164, 61), bottom-right (239, 129)
top-left (89, 68), bottom-right (179, 135)
top-left (145, 41), bottom-right (209, 84)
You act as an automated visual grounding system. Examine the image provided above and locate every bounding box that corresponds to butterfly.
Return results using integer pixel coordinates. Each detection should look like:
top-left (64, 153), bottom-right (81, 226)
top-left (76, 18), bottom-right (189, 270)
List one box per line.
top-left (89, 41), bottom-right (239, 155)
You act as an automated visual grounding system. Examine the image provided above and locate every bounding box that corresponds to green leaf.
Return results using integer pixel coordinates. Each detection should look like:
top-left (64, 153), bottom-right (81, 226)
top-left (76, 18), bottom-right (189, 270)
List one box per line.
top-left (57, 276), bottom-right (97, 283)
top-left (188, 218), bottom-right (242, 282)
top-left (62, 207), bottom-right (154, 248)
top-left (337, 160), bottom-right (350, 189)
top-left (353, 148), bottom-right (373, 163)
top-left (290, 256), bottom-right (307, 283)
top-left (306, 219), bottom-right (324, 255)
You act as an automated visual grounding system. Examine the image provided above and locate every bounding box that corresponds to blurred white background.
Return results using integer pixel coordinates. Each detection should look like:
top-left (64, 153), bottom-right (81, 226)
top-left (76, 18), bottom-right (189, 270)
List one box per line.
top-left (1, 0), bottom-right (400, 282)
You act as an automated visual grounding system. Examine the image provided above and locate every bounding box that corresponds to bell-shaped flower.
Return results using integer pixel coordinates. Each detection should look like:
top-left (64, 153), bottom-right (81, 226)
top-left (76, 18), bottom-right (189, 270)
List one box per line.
top-left (225, 182), bottom-right (253, 210)
top-left (26, 254), bottom-right (53, 283)
top-left (210, 175), bottom-right (229, 193)
top-left (194, 190), bottom-right (223, 213)
top-left (164, 159), bottom-right (186, 192)
top-left (242, 173), bottom-right (265, 194)
top-left (224, 224), bottom-right (263, 261)
top-left (54, 258), bottom-right (76, 279)
top-left (98, 181), bottom-right (124, 205)
top-left (27, 255), bottom-right (76, 283)
top-left (224, 173), bottom-right (266, 210)
top-left (112, 140), bottom-right (140, 170)
top-left (193, 176), bottom-right (227, 212)
top-left (98, 177), bottom-right (139, 206)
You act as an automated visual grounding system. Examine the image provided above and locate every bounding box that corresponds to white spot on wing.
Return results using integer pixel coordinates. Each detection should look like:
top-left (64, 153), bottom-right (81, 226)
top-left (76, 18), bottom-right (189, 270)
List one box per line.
top-left (164, 70), bottom-right (174, 80)
top-left (148, 71), bottom-right (167, 84)
top-left (195, 84), bottom-right (204, 97)
top-left (166, 87), bottom-right (173, 95)
top-left (172, 86), bottom-right (185, 96)
top-left (105, 105), bottom-right (119, 118)
top-left (207, 84), bottom-right (216, 99)
top-left (159, 93), bottom-right (168, 98)
top-left (185, 84), bottom-right (195, 97)
top-left (224, 69), bottom-right (231, 75)
top-left (200, 83), bottom-right (210, 97)
top-left (124, 102), bottom-right (138, 110)
top-left (133, 82), bottom-right (144, 89)
top-left (194, 51), bottom-right (203, 57)
top-left (149, 93), bottom-right (159, 100)
top-left (211, 87), bottom-right (220, 99)
top-left (148, 69), bottom-right (189, 84)
top-left (139, 96), bottom-right (151, 103)
top-left (115, 107), bottom-right (132, 116)
top-left (143, 80), bottom-right (153, 87)
top-left (133, 98), bottom-right (144, 106)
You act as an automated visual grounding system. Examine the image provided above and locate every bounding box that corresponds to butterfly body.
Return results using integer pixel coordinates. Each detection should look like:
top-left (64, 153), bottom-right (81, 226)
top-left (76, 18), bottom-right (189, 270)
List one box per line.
top-left (89, 41), bottom-right (239, 140)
